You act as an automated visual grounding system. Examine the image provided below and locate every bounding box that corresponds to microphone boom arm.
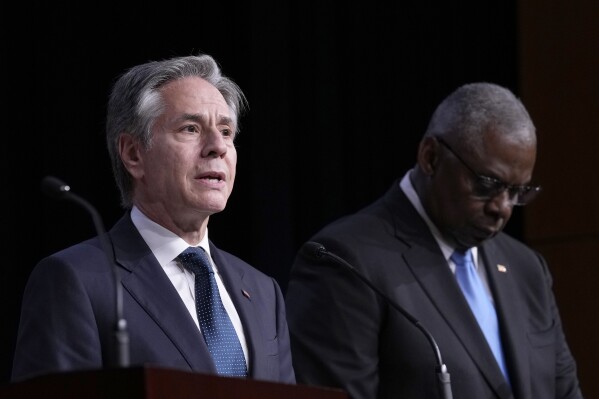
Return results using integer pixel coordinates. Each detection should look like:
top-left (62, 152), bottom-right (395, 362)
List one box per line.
top-left (41, 176), bottom-right (130, 368)
top-left (306, 241), bottom-right (453, 399)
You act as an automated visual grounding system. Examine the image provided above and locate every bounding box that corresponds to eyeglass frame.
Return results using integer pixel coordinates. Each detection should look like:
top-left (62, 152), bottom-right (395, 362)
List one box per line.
top-left (434, 136), bottom-right (542, 206)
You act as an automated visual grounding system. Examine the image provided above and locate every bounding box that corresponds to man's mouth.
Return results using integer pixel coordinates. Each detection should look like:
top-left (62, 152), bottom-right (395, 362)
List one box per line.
top-left (198, 172), bottom-right (225, 182)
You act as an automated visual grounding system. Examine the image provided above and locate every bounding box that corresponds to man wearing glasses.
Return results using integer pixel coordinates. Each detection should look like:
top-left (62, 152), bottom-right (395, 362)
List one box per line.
top-left (285, 83), bottom-right (584, 399)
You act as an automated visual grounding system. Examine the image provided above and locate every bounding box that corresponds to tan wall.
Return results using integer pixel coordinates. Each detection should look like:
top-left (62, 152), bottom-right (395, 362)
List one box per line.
top-left (519, 0), bottom-right (599, 396)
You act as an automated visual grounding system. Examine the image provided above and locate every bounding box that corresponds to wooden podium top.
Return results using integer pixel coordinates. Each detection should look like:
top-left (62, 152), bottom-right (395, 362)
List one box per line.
top-left (0, 366), bottom-right (348, 399)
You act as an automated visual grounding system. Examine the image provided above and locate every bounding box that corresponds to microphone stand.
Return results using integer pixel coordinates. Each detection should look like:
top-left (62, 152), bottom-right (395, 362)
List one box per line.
top-left (305, 242), bottom-right (453, 399)
top-left (41, 176), bottom-right (130, 368)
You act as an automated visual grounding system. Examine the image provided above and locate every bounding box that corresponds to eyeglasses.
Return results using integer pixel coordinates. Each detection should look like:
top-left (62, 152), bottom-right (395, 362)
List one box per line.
top-left (435, 137), bottom-right (541, 206)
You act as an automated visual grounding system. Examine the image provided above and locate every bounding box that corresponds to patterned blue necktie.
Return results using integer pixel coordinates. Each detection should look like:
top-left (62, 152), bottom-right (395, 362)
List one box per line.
top-left (451, 248), bottom-right (509, 382)
top-left (178, 247), bottom-right (247, 377)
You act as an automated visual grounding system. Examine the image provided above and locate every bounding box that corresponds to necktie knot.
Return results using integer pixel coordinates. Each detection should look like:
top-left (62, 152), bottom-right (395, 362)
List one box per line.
top-left (450, 248), bottom-right (474, 269)
top-left (178, 247), bottom-right (213, 276)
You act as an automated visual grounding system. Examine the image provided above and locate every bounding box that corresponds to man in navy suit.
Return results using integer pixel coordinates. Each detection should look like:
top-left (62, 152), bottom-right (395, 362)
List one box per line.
top-left (12, 53), bottom-right (295, 384)
top-left (285, 83), bottom-right (583, 398)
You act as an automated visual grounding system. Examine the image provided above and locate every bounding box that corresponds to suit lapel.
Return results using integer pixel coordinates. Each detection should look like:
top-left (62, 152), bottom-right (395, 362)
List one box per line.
top-left (208, 244), bottom-right (265, 378)
top-left (481, 241), bottom-right (530, 398)
top-left (389, 186), bottom-right (512, 398)
top-left (109, 214), bottom-right (215, 372)
top-left (404, 245), bottom-right (509, 389)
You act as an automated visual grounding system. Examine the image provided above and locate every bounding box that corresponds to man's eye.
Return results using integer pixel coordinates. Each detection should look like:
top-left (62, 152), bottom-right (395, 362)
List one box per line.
top-left (477, 176), bottom-right (501, 190)
top-left (511, 186), bottom-right (529, 196)
top-left (221, 128), bottom-right (235, 138)
top-left (184, 125), bottom-right (198, 133)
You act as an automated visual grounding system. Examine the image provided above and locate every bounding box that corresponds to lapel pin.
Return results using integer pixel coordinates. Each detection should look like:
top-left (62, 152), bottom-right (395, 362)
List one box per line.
top-left (497, 264), bottom-right (507, 273)
top-left (242, 289), bottom-right (251, 299)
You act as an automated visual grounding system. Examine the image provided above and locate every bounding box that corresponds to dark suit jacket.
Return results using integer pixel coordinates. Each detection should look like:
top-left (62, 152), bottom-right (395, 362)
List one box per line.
top-left (285, 179), bottom-right (582, 399)
top-left (12, 212), bottom-right (295, 384)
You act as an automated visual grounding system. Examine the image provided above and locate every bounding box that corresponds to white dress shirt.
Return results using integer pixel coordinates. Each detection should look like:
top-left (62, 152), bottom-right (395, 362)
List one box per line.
top-left (129, 206), bottom-right (249, 363)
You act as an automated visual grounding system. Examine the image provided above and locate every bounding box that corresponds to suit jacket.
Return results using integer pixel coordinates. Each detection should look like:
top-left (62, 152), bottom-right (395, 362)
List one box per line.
top-left (285, 179), bottom-right (582, 399)
top-left (12, 212), bottom-right (295, 384)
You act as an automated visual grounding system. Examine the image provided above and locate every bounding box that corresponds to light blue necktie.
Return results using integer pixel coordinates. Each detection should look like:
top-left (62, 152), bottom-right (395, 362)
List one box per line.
top-left (178, 247), bottom-right (247, 377)
top-left (451, 248), bottom-right (509, 382)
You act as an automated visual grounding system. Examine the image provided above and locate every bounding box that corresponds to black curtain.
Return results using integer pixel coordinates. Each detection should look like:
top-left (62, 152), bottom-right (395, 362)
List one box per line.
top-left (1, 1), bottom-right (518, 382)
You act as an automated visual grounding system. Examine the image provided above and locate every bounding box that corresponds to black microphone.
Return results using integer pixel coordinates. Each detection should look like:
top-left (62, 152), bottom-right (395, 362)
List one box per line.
top-left (301, 241), bottom-right (453, 399)
top-left (41, 176), bottom-right (130, 368)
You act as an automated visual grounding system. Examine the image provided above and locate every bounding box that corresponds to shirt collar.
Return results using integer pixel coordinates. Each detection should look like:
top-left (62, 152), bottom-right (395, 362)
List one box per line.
top-left (130, 206), bottom-right (211, 267)
top-left (399, 170), bottom-right (478, 266)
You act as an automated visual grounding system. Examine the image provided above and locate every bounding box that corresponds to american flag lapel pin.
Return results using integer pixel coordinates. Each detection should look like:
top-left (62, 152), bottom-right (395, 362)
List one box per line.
top-left (497, 264), bottom-right (507, 273)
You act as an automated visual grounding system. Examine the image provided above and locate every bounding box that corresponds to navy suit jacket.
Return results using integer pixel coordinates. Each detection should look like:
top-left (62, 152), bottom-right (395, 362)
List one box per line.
top-left (12, 212), bottom-right (295, 384)
top-left (286, 179), bottom-right (582, 399)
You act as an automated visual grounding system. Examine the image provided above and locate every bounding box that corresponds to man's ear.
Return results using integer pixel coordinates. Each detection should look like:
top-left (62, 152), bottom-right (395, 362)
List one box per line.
top-left (118, 134), bottom-right (144, 178)
top-left (417, 136), bottom-right (439, 176)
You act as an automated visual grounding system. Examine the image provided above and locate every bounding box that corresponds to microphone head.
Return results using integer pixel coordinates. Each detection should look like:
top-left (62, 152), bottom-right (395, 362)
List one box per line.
top-left (300, 241), bottom-right (327, 261)
top-left (41, 176), bottom-right (71, 199)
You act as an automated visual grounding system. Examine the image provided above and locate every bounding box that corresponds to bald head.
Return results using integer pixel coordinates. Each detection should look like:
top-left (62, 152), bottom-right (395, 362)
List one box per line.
top-left (424, 82), bottom-right (536, 151)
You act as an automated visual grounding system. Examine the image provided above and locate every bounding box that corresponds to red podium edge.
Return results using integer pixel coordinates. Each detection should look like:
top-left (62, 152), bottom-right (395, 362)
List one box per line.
top-left (0, 366), bottom-right (348, 399)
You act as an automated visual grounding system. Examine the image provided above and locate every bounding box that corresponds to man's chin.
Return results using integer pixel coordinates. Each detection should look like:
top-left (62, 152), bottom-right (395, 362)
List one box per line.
top-left (195, 193), bottom-right (230, 213)
top-left (451, 230), bottom-right (495, 249)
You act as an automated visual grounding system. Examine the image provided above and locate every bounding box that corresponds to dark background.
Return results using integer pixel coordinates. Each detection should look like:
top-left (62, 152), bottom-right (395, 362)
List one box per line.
top-left (2, 0), bottom-right (586, 390)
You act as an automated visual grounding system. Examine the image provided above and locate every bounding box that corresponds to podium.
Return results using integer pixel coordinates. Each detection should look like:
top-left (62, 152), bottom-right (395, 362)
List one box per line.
top-left (0, 366), bottom-right (348, 399)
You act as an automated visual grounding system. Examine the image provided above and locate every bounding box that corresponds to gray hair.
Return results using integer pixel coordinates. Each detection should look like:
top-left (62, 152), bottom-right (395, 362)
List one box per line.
top-left (106, 53), bottom-right (248, 208)
top-left (424, 82), bottom-right (536, 150)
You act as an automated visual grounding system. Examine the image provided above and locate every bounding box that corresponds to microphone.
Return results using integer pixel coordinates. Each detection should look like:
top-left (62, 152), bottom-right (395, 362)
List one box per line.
top-left (301, 241), bottom-right (453, 399)
top-left (41, 176), bottom-right (130, 368)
